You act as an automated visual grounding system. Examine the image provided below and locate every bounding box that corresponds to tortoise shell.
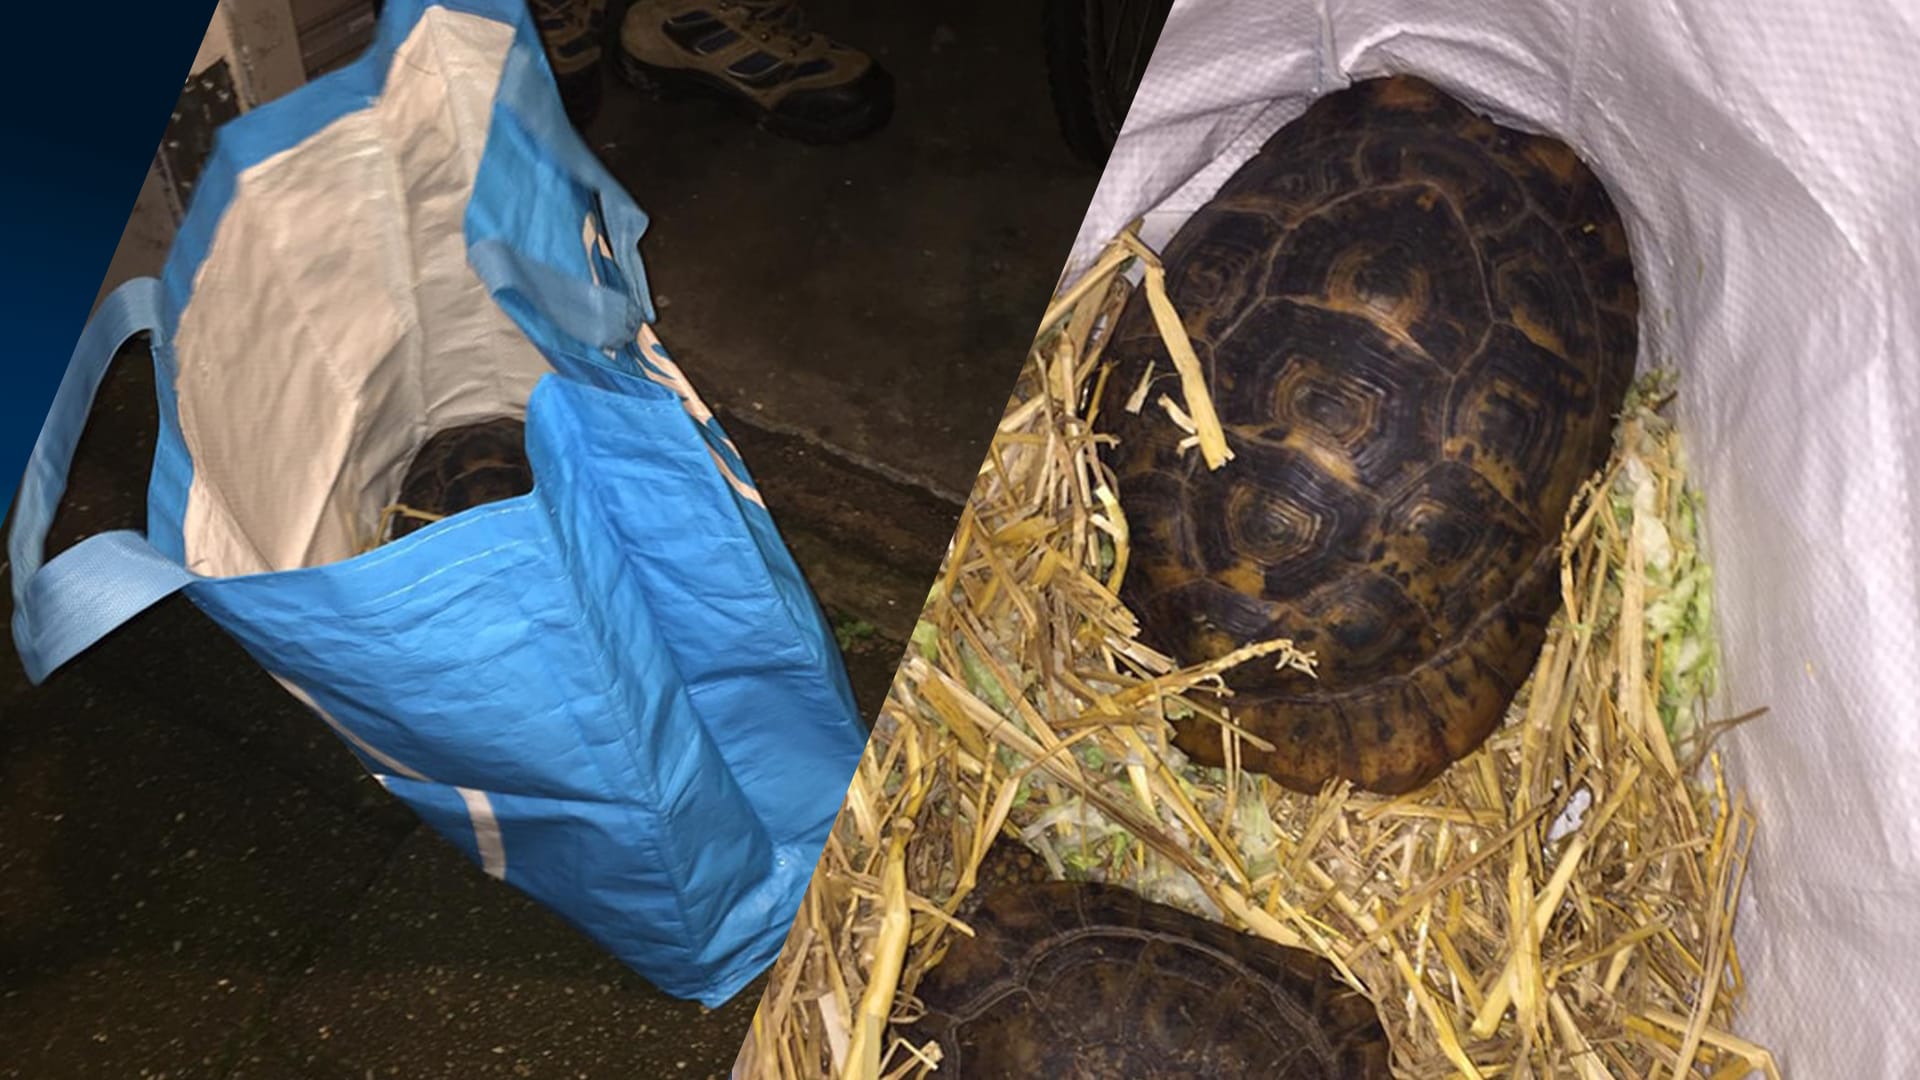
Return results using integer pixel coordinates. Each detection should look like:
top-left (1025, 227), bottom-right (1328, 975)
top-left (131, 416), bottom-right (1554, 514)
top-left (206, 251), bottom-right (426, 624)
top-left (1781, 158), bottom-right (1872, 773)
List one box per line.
top-left (908, 845), bottom-right (1393, 1078)
top-left (386, 417), bottom-right (534, 541)
top-left (1096, 75), bottom-right (1638, 795)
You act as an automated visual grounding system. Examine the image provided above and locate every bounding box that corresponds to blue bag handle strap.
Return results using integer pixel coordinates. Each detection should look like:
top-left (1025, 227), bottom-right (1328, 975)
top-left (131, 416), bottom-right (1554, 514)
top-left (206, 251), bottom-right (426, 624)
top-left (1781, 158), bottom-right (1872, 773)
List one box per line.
top-left (469, 238), bottom-right (640, 351)
top-left (506, 35), bottom-right (653, 303)
top-left (8, 277), bottom-right (195, 685)
top-left (465, 27), bottom-right (657, 347)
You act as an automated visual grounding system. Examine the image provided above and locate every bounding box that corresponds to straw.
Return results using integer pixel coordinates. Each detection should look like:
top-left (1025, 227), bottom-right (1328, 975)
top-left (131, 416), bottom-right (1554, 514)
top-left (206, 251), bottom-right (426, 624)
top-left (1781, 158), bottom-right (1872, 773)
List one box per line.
top-left (733, 224), bottom-right (1773, 1080)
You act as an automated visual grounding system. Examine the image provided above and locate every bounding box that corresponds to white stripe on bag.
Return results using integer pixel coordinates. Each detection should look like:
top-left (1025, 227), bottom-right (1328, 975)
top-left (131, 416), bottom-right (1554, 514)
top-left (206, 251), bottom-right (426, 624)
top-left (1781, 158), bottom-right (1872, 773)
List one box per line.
top-left (279, 677), bottom-right (507, 882)
top-left (707, 444), bottom-right (769, 509)
top-left (273, 676), bottom-right (433, 783)
top-left (636, 326), bottom-right (768, 508)
top-left (580, 215), bottom-right (603, 287)
top-left (458, 787), bottom-right (508, 880)
top-left (636, 326), bottom-right (717, 425)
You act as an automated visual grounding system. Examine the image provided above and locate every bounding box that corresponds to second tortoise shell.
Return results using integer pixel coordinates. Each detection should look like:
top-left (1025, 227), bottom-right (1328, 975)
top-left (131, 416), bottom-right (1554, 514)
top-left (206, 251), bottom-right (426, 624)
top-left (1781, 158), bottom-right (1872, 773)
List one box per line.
top-left (907, 843), bottom-right (1394, 1079)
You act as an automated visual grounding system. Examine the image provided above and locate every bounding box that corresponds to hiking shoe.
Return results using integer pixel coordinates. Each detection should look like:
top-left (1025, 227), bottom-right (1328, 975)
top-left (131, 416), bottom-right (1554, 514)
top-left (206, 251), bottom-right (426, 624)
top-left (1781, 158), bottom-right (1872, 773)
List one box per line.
top-left (616, 0), bottom-right (894, 144)
top-left (530, 0), bottom-right (608, 128)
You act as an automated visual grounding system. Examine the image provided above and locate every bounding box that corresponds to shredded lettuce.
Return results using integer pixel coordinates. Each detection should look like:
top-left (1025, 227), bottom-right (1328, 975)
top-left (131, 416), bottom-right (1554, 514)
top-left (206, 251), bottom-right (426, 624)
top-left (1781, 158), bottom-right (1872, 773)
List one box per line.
top-left (1610, 369), bottom-right (1721, 751)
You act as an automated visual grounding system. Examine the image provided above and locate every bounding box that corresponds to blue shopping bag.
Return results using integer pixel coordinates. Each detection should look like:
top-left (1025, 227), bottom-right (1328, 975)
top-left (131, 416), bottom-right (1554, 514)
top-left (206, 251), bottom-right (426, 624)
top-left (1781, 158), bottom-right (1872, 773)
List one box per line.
top-left (8, 0), bottom-right (867, 1006)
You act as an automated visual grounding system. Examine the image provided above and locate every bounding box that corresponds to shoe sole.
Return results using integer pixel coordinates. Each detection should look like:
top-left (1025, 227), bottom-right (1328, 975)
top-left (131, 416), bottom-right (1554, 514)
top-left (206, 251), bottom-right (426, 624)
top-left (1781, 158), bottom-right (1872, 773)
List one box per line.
top-left (614, 49), bottom-right (894, 145)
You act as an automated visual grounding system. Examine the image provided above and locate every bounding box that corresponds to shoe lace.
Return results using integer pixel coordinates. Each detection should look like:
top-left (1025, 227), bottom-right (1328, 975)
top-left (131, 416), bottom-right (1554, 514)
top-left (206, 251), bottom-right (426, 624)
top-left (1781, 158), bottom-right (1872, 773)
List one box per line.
top-left (716, 0), bottom-right (816, 49)
top-left (531, 0), bottom-right (603, 36)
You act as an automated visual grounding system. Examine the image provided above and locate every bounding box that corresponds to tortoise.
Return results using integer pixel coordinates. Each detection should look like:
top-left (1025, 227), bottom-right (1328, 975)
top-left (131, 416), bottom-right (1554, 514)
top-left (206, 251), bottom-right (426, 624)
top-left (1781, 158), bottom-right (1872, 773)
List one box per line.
top-left (1096, 74), bottom-right (1639, 795)
top-left (906, 843), bottom-right (1394, 1078)
top-left (384, 417), bottom-right (534, 542)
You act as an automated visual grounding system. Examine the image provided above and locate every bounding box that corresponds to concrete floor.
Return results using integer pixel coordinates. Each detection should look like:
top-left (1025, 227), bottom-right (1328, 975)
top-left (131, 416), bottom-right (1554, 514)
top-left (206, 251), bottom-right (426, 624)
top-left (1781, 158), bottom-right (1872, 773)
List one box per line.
top-left (608, 0), bottom-right (1094, 501)
top-left (0, 2), bottom-right (1099, 1077)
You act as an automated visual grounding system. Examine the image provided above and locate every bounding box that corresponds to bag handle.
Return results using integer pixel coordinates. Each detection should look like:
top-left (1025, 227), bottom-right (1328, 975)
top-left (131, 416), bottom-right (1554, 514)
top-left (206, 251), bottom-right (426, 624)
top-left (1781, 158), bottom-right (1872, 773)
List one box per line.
top-left (8, 277), bottom-right (195, 685)
top-left (466, 28), bottom-right (658, 347)
top-left (469, 238), bottom-right (640, 350)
